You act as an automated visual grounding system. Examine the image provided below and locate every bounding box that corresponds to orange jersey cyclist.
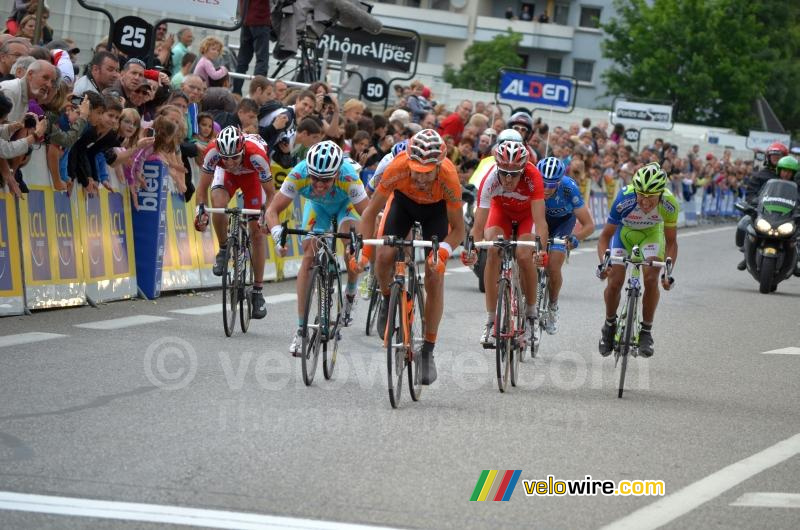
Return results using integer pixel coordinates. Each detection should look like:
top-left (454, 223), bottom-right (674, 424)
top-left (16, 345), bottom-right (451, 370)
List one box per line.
top-left (194, 126), bottom-right (276, 319)
top-left (463, 132), bottom-right (549, 350)
top-left (354, 129), bottom-right (465, 385)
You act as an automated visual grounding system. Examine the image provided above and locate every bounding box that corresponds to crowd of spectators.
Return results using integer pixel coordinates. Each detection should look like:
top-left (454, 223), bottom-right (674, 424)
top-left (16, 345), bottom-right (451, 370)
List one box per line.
top-left (0, 2), bottom-right (771, 228)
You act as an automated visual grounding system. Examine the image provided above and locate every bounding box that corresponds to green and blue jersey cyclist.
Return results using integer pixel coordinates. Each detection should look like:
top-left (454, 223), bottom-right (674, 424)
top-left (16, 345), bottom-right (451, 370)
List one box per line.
top-left (596, 162), bottom-right (679, 358)
top-left (265, 140), bottom-right (370, 356)
top-left (537, 156), bottom-right (595, 334)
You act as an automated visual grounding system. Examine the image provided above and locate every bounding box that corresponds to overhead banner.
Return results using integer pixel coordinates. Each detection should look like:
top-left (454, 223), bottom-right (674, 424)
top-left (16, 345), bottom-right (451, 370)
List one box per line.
top-left (498, 70), bottom-right (576, 110)
top-left (611, 100), bottom-right (673, 130)
top-left (100, 0), bottom-right (238, 22)
top-left (317, 26), bottom-right (418, 73)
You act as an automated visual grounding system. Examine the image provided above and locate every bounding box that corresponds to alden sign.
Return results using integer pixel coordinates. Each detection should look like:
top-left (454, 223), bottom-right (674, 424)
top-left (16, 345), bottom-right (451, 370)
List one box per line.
top-left (317, 26), bottom-right (418, 73)
top-left (499, 71), bottom-right (575, 109)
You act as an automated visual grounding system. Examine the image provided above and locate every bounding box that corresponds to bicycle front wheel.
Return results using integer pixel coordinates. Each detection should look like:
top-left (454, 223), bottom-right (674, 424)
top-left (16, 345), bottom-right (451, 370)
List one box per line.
top-left (301, 266), bottom-right (323, 386)
top-left (510, 282), bottom-right (524, 387)
top-left (408, 280), bottom-right (425, 401)
top-left (617, 292), bottom-right (638, 399)
top-left (495, 278), bottom-right (512, 392)
top-left (365, 275), bottom-right (380, 336)
top-left (222, 241), bottom-right (239, 337)
top-left (386, 283), bottom-right (405, 408)
top-left (239, 237), bottom-right (254, 333)
top-left (323, 267), bottom-right (342, 380)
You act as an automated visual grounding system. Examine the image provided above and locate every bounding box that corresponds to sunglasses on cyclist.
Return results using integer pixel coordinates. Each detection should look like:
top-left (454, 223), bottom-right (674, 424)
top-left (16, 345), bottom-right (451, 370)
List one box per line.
top-left (219, 152), bottom-right (242, 160)
top-left (309, 174), bottom-right (334, 183)
top-left (497, 168), bottom-right (523, 179)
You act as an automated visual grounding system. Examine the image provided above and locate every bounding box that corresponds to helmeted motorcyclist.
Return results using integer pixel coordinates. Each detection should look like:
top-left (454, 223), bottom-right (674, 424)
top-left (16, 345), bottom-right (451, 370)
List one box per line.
top-left (736, 142), bottom-right (789, 270)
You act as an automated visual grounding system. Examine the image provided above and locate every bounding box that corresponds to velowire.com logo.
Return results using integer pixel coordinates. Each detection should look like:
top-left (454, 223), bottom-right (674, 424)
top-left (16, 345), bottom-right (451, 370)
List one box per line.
top-left (470, 470), bottom-right (522, 502)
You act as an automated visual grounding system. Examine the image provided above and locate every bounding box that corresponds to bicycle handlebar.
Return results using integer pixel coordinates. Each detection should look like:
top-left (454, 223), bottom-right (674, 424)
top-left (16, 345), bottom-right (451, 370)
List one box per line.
top-left (205, 207), bottom-right (263, 216)
top-left (279, 220), bottom-right (355, 249)
top-left (357, 234), bottom-right (441, 264)
top-left (597, 247), bottom-right (675, 284)
top-left (474, 239), bottom-right (539, 249)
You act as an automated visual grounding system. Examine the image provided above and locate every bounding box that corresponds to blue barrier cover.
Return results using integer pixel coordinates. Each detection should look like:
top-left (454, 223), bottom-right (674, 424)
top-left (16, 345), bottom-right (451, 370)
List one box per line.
top-left (132, 160), bottom-right (168, 299)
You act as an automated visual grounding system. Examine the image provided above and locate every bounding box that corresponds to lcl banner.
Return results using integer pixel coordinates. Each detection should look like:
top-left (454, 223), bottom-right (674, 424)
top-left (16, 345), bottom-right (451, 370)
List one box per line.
top-left (0, 190), bottom-right (24, 315)
top-left (317, 26), bottom-right (419, 73)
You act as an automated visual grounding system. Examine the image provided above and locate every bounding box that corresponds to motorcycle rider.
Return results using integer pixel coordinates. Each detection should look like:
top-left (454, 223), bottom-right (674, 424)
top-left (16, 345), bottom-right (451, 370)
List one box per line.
top-left (775, 155), bottom-right (800, 277)
top-left (736, 142), bottom-right (789, 270)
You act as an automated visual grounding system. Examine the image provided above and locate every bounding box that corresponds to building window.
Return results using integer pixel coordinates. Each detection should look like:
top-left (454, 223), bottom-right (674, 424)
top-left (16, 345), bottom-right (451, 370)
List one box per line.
top-left (573, 60), bottom-right (594, 82)
top-left (429, 0), bottom-right (450, 10)
top-left (546, 57), bottom-right (562, 75)
top-left (553, 3), bottom-right (570, 25)
top-left (579, 6), bottom-right (602, 28)
top-left (425, 43), bottom-right (445, 64)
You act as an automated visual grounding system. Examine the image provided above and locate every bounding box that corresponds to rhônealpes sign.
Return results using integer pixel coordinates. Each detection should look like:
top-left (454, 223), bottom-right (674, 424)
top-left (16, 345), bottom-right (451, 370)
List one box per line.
top-left (317, 26), bottom-right (418, 73)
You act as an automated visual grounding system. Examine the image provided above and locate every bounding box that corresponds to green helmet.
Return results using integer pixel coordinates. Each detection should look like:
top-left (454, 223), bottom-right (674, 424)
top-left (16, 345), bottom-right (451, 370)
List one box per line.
top-left (776, 155), bottom-right (799, 174)
top-left (632, 163), bottom-right (668, 194)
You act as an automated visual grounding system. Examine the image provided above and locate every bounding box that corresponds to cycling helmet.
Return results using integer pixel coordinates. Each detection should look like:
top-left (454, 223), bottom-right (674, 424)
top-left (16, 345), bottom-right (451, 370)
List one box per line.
top-left (537, 157), bottom-right (566, 186)
top-left (631, 163), bottom-right (667, 194)
top-left (216, 126), bottom-right (245, 157)
top-left (306, 140), bottom-right (343, 178)
top-left (493, 140), bottom-right (529, 172)
top-left (496, 128), bottom-right (523, 145)
top-left (507, 111), bottom-right (534, 140)
top-left (391, 139), bottom-right (408, 157)
top-left (766, 142), bottom-right (789, 157)
top-left (408, 129), bottom-right (445, 172)
top-left (776, 155), bottom-right (799, 176)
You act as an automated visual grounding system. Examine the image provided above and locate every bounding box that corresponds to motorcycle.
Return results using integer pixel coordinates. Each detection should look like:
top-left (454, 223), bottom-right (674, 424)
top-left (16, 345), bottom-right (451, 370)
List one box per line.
top-left (462, 184), bottom-right (487, 292)
top-left (735, 179), bottom-right (800, 294)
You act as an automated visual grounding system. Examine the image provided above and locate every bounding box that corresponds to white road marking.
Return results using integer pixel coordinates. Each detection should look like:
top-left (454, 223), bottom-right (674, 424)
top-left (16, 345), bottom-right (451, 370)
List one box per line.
top-left (599, 431), bottom-right (800, 530)
top-left (265, 293), bottom-right (298, 304)
top-left (74, 315), bottom-right (172, 330)
top-left (448, 265), bottom-right (472, 273)
top-left (762, 347), bottom-right (800, 355)
top-left (0, 332), bottom-right (67, 348)
top-left (730, 492), bottom-right (800, 508)
top-left (169, 294), bottom-right (297, 316)
top-left (0, 491), bottom-right (399, 530)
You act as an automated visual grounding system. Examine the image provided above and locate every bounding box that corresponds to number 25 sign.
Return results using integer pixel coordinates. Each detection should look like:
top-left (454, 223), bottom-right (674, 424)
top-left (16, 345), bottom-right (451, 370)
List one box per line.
top-left (113, 16), bottom-right (154, 59)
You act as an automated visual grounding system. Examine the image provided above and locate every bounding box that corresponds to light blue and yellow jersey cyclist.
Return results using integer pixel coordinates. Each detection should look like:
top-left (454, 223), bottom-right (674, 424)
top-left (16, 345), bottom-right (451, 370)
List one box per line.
top-left (280, 143), bottom-right (369, 234)
top-left (607, 163), bottom-right (680, 261)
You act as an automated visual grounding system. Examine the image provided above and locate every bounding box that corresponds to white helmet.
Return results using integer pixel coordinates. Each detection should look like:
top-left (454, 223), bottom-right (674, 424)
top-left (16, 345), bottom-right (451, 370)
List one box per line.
top-left (216, 126), bottom-right (244, 157)
top-left (307, 140), bottom-right (343, 178)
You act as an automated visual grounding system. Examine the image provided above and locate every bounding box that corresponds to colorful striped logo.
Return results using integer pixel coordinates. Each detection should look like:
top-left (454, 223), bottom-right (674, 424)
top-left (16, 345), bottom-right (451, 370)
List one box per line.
top-left (470, 470), bottom-right (522, 501)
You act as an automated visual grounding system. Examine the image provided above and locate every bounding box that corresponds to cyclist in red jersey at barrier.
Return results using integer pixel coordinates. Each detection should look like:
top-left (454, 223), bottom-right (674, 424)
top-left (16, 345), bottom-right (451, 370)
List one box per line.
top-left (462, 137), bottom-right (549, 349)
top-left (194, 125), bottom-right (276, 319)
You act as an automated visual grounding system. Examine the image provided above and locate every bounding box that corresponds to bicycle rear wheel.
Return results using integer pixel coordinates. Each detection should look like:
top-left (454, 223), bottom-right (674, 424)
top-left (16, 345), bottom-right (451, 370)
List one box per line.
top-left (510, 282), bottom-right (524, 387)
top-left (323, 267), bottom-right (342, 380)
top-left (386, 283), bottom-right (405, 408)
top-left (301, 266), bottom-right (323, 386)
top-left (495, 278), bottom-right (512, 392)
top-left (617, 292), bottom-right (638, 398)
top-left (239, 236), bottom-right (253, 333)
top-left (365, 275), bottom-right (380, 336)
top-left (222, 241), bottom-right (239, 337)
top-left (408, 278), bottom-right (425, 401)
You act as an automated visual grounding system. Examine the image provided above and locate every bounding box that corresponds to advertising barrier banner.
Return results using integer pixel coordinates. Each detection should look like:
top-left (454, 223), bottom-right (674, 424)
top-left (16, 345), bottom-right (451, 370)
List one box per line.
top-left (132, 159), bottom-right (168, 299)
top-left (161, 191), bottom-right (202, 291)
top-left (0, 191), bottom-right (24, 315)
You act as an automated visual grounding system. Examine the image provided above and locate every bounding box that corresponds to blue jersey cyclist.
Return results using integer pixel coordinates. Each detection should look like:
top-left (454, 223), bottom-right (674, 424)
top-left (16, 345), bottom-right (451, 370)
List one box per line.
top-left (596, 163), bottom-right (679, 358)
top-left (537, 157), bottom-right (595, 335)
top-left (266, 141), bottom-right (370, 356)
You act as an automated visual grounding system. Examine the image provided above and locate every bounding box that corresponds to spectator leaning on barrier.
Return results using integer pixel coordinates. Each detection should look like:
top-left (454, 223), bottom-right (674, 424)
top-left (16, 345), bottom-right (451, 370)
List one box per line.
top-left (10, 55), bottom-right (34, 79)
top-left (233, 0), bottom-right (271, 95)
top-left (73, 50), bottom-right (119, 97)
top-left (260, 89), bottom-right (315, 151)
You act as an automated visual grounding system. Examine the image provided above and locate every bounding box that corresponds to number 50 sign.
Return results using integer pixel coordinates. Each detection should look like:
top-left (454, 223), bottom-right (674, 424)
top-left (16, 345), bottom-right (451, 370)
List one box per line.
top-left (113, 16), bottom-right (153, 59)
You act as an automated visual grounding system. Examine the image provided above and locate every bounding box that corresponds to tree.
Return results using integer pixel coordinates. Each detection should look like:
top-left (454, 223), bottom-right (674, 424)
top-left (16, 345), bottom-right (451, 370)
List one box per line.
top-left (602, 0), bottom-right (772, 133)
top-left (444, 31), bottom-right (524, 92)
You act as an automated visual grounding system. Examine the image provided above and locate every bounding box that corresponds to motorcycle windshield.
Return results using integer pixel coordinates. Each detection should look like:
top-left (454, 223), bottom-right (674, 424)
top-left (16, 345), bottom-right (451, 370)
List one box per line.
top-left (758, 179), bottom-right (798, 219)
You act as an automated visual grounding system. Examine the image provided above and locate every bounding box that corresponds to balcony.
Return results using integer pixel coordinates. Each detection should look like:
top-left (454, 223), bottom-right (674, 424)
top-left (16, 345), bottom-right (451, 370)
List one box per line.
top-left (370, 3), bottom-right (470, 40)
top-left (474, 16), bottom-right (575, 53)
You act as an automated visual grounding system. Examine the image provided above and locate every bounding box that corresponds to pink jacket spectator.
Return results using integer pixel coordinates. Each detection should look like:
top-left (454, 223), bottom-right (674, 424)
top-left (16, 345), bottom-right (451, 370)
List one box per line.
top-left (193, 56), bottom-right (228, 84)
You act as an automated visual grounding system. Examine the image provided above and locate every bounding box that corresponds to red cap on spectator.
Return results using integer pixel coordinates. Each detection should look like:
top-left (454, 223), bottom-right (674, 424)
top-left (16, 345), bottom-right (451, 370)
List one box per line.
top-left (143, 69), bottom-right (160, 82)
top-left (421, 87), bottom-right (431, 99)
top-left (706, 153), bottom-right (714, 160)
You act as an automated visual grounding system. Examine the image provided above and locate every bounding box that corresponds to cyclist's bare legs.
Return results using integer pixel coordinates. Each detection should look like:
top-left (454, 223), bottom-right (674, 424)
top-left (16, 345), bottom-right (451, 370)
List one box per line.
top-left (641, 266), bottom-right (660, 323)
top-left (339, 219), bottom-right (359, 289)
top-left (516, 232), bottom-right (537, 306)
top-left (211, 188), bottom-right (231, 245)
top-left (423, 258), bottom-right (445, 337)
top-left (375, 246), bottom-right (395, 295)
top-left (603, 264), bottom-right (626, 319)
top-left (295, 238), bottom-right (318, 322)
top-left (547, 251), bottom-right (567, 303)
top-left (247, 219), bottom-right (265, 285)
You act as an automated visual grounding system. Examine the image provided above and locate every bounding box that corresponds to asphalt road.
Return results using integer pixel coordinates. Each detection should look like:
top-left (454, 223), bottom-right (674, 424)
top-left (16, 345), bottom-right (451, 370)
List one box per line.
top-left (1, 225), bottom-right (799, 530)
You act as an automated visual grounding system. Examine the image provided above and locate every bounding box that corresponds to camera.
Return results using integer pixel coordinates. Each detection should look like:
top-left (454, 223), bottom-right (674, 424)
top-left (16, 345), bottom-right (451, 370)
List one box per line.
top-left (323, 95), bottom-right (333, 105)
top-left (23, 114), bottom-right (36, 128)
top-left (71, 95), bottom-right (83, 107)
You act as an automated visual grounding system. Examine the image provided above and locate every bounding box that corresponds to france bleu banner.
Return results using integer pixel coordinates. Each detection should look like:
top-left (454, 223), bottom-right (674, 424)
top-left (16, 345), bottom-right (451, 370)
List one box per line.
top-left (132, 159), bottom-right (168, 299)
top-left (498, 71), bottom-right (575, 110)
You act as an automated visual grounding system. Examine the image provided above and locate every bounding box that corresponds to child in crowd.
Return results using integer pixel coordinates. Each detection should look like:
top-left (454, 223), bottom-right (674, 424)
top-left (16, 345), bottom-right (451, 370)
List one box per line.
top-left (193, 112), bottom-right (216, 165)
top-left (193, 36), bottom-right (227, 85)
top-left (131, 115), bottom-right (187, 195)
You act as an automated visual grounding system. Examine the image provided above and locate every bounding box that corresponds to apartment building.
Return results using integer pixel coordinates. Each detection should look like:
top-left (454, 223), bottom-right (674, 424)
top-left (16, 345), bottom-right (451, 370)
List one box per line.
top-left (370, 0), bottom-right (618, 109)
